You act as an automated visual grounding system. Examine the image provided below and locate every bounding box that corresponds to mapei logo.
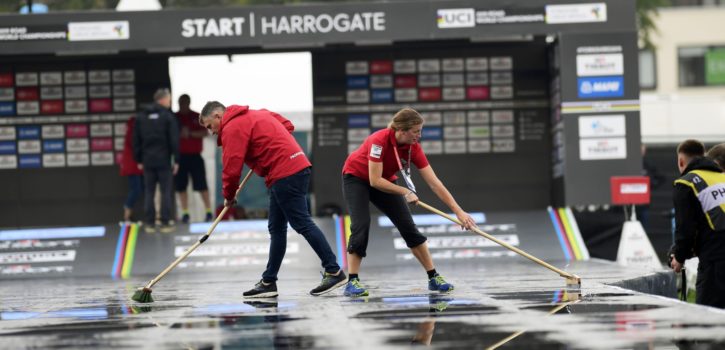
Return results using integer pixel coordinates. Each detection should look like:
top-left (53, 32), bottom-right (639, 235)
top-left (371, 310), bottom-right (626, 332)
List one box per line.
top-left (436, 8), bottom-right (475, 28)
top-left (577, 76), bottom-right (624, 98)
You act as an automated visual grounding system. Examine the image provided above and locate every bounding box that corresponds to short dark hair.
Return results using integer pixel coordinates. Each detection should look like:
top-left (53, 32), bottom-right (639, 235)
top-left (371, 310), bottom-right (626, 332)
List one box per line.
top-left (199, 101), bottom-right (226, 124)
top-left (706, 143), bottom-right (725, 170)
top-left (677, 139), bottom-right (705, 158)
top-left (178, 94), bottom-right (190, 102)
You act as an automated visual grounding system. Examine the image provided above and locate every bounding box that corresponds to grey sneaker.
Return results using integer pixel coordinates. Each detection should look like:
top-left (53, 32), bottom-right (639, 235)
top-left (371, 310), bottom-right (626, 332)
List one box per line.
top-left (243, 280), bottom-right (279, 298)
top-left (310, 271), bottom-right (348, 296)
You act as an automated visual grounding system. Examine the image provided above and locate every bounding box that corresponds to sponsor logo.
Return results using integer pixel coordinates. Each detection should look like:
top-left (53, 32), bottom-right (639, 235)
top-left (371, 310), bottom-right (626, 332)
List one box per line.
top-left (578, 76), bottom-right (624, 98)
top-left (546, 3), bottom-right (607, 24)
top-left (576, 53), bottom-right (624, 76)
top-left (68, 21), bottom-right (129, 41)
top-left (437, 8), bottom-right (475, 28)
top-left (578, 115), bottom-right (626, 138)
top-left (579, 137), bottom-right (626, 160)
top-left (112, 70), bottom-right (134, 83)
top-left (370, 144), bottom-right (382, 158)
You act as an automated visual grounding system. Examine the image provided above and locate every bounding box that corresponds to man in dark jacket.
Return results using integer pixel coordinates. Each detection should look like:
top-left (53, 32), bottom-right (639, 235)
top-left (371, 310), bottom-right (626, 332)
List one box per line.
top-left (199, 101), bottom-right (346, 298)
top-left (133, 88), bottom-right (180, 233)
top-left (670, 139), bottom-right (725, 309)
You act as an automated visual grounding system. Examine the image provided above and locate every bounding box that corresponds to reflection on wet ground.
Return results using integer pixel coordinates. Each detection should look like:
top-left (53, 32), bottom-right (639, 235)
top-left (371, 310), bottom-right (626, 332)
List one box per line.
top-left (1, 260), bottom-right (725, 349)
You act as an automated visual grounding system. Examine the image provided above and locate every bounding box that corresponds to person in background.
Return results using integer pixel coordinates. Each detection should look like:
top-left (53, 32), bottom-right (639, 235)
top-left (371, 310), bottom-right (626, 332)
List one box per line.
top-left (706, 143), bottom-right (725, 171)
top-left (669, 139), bottom-right (725, 309)
top-left (119, 115), bottom-right (143, 222)
top-left (175, 94), bottom-right (213, 223)
top-left (133, 88), bottom-right (179, 234)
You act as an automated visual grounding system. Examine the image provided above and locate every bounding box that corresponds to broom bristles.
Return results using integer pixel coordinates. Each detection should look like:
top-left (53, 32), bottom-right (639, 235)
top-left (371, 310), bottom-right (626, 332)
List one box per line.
top-left (131, 287), bottom-right (154, 303)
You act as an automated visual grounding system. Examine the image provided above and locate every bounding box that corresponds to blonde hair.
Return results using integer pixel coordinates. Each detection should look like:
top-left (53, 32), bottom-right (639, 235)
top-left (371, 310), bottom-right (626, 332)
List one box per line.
top-left (387, 107), bottom-right (423, 131)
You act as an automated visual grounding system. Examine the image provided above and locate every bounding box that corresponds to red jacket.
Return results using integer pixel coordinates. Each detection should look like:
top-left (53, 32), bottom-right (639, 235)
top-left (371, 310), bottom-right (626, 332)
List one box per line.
top-left (218, 105), bottom-right (311, 200)
top-left (176, 110), bottom-right (204, 154)
top-left (119, 116), bottom-right (143, 176)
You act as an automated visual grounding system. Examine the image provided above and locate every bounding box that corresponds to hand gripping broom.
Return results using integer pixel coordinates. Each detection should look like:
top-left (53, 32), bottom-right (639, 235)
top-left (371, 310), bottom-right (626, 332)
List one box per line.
top-left (131, 169), bottom-right (254, 303)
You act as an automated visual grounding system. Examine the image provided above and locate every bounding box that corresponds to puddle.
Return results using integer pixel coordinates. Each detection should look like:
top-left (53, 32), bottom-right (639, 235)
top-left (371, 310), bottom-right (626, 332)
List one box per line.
top-left (522, 303), bottom-right (663, 314)
top-left (353, 296), bottom-right (499, 318)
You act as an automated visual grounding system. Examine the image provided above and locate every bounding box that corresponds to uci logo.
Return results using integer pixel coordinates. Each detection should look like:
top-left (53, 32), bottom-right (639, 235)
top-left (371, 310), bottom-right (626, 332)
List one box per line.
top-left (437, 8), bottom-right (475, 28)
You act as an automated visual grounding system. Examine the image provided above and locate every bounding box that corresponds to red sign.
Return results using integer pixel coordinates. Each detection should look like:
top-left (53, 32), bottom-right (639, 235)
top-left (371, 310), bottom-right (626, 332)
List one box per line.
top-left (91, 138), bottom-right (113, 151)
top-left (115, 152), bottom-right (123, 165)
top-left (0, 73), bottom-right (12, 87)
top-left (16, 87), bottom-right (39, 101)
top-left (66, 124), bottom-right (89, 138)
top-left (418, 87), bottom-right (441, 101)
top-left (89, 98), bottom-right (112, 113)
top-left (394, 75), bottom-right (417, 88)
top-left (611, 176), bottom-right (650, 205)
top-left (370, 60), bottom-right (393, 74)
top-left (41, 100), bottom-right (64, 114)
top-left (467, 86), bottom-right (490, 100)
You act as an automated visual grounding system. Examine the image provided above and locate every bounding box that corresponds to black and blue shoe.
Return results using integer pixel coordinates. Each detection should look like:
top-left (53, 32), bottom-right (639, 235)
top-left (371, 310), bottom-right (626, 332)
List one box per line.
top-left (428, 274), bottom-right (454, 293)
top-left (344, 278), bottom-right (369, 297)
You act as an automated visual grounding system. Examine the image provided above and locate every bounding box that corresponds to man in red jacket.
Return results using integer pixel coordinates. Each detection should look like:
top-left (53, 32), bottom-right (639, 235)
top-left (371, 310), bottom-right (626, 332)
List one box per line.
top-left (199, 101), bottom-right (346, 298)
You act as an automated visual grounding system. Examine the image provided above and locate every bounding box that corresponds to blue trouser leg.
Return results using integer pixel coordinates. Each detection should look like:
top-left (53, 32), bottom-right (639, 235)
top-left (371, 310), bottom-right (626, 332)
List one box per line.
top-left (262, 188), bottom-right (288, 282)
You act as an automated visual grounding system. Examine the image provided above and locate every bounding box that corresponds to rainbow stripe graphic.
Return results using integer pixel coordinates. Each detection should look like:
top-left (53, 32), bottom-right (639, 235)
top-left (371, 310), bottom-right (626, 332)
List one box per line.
top-left (547, 207), bottom-right (589, 261)
top-left (334, 215), bottom-right (352, 269)
top-left (111, 222), bottom-right (139, 279)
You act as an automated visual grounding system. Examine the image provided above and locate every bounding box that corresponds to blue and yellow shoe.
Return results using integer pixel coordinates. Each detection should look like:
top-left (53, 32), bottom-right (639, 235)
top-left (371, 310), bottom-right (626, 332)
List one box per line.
top-left (344, 278), bottom-right (369, 297)
top-left (428, 274), bottom-right (454, 293)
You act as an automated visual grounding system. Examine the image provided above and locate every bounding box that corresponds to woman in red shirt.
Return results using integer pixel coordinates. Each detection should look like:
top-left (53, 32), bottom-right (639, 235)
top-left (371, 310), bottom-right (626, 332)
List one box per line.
top-left (341, 107), bottom-right (476, 297)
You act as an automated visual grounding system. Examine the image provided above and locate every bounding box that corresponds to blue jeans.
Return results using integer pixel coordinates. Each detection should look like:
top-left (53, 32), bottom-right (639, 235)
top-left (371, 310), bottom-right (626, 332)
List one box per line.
top-left (124, 175), bottom-right (143, 209)
top-left (262, 167), bottom-right (340, 282)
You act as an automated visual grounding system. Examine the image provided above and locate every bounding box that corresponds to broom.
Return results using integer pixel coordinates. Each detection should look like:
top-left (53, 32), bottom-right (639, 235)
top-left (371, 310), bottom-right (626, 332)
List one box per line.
top-left (416, 201), bottom-right (581, 288)
top-left (131, 169), bottom-right (254, 303)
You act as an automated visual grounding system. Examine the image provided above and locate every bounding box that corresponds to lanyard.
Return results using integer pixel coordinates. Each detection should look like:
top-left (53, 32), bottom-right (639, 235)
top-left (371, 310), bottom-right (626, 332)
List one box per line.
top-left (390, 130), bottom-right (416, 193)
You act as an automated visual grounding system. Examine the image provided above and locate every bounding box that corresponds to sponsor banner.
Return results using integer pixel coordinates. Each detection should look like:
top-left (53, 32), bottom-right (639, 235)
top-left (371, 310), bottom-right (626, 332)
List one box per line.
top-left (394, 88), bottom-right (417, 102)
top-left (346, 76), bottom-right (369, 89)
top-left (91, 138), bottom-right (113, 151)
top-left (17, 126), bottom-right (40, 139)
top-left (0, 73), bottom-right (13, 87)
top-left (112, 84), bottom-right (135, 97)
top-left (418, 73), bottom-right (441, 87)
top-left (0, 155), bottom-right (17, 169)
top-left (394, 75), bottom-right (416, 88)
top-left (348, 114), bottom-right (370, 128)
top-left (347, 89), bottom-right (370, 103)
top-left (443, 111), bottom-right (466, 125)
top-left (64, 71), bottom-right (86, 85)
top-left (444, 140), bottom-right (466, 154)
top-left (345, 61), bottom-right (368, 75)
top-left (579, 115), bottom-right (626, 138)
top-left (444, 126), bottom-right (466, 140)
top-left (492, 124), bottom-right (515, 138)
top-left (492, 110), bottom-right (514, 123)
top-left (114, 122), bottom-right (127, 136)
top-left (436, 8), bottom-right (475, 28)
top-left (0, 25), bottom-right (67, 42)
top-left (394, 60), bottom-right (416, 73)
top-left (15, 87), bottom-right (39, 101)
top-left (0, 88), bottom-right (14, 101)
top-left (114, 137), bottom-right (124, 151)
top-left (577, 53), bottom-right (624, 76)
top-left (88, 85), bottom-right (111, 98)
top-left (40, 100), bottom-right (64, 115)
top-left (41, 86), bottom-right (63, 99)
top-left (580, 137), bottom-right (626, 160)
top-left (43, 153), bottom-right (65, 167)
top-left (490, 57), bottom-right (513, 70)
top-left (0, 102), bottom-right (15, 116)
top-left (467, 110), bottom-right (489, 124)
top-left (370, 60), bottom-right (393, 74)
top-left (0, 140), bottom-right (16, 154)
top-left (64, 85), bottom-right (87, 99)
top-left (17, 140), bottom-right (41, 154)
top-left (468, 126), bottom-right (490, 139)
top-left (370, 89), bottom-right (392, 103)
top-left (43, 139), bottom-right (65, 153)
top-left (89, 98), bottom-right (113, 113)
top-left (347, 128), bottom-right (370, 142)
top-left (115, 151), bottom-right (123, 164)
top-left (546, 3), bottom-right (607, 24)
top-left (493, 139), bottom-right (516, 152)
top-left (442, 58), bottom-right (464, 72)
top-left (18, 154), bottom-right (41, 168)
top-left (67, 152), bottom-right (89, 166)
top-left (418, 59), bottom-right (440, 73)
top-left (112, 69), bottom-right (134, 83)
top-left (370, 75), bottom-right (393, 88)
top-left (66, 124), bottom-right (89, 138)
top-left (467, 86), bottom-right (490, 100)
top-left (420, 140), bottom-right (442, 154)
top-left (40, 72), bottom-right (62, 85)
top-left (442, 87), bottom-right (465, 100)
top-left (418, 87), bottom-right (441, 101)
top-left (68, 21), bottom-right (130, 41)
top-left (42, 125), bottom-right (65, 138)
top-left (371, 113), bottom-right (389, 128)
top-left (113, 98), bottom-right (135, 111)
top-left (466, 57), bottom-right (488, 71)
top-left (0, 250), bottom-right (76, 264)
top-left (422, 127), bottom-right (442, 140)
top-left (578, 76), bottom-right (624, 98)
top-left (0, 127), bottom-right (16, 140)
top-left (16, 101), bottom-right (39, 115)
top-left (88, 70), bottom-right (111, 84)
top-left (65, 100), bottom-right (88, 113)
top-left (91, 151), bottom-right (114, 166)
top-left (466, 72), bottom-right (488, 85)
top-left (491, 85), bottom-right (513, 99)
top-left (15, 72), bottom-right (38, 86)
top-left (90, 123), bottom-right (113, 137)
top-left (475, 8), bottom-right (545, 25)
top-left (468, 139), bottom-right (491, 153)
top-left (490, 72), bottom-right (513, 85)
top-left (442, 73), bottom-right (464, 86)
top-left (420, 112), bottom-right (442, 126)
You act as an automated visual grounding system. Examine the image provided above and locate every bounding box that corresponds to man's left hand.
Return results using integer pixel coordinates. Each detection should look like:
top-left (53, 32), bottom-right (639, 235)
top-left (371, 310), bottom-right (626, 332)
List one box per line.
top-left (172, 163), bottom-right (179, 175)
top-left (224, 198), bottom-right (237, 208)
top-left (670, 254), bottom-right (683, 273)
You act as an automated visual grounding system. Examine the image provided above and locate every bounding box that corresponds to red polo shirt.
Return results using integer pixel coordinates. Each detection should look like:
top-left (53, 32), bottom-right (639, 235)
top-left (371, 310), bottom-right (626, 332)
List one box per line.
top-left (342, 128), bottom-right (429, 182)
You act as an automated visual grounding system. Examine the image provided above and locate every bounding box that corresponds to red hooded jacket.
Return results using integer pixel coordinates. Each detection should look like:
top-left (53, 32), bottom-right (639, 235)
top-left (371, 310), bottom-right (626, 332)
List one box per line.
top-left (119, 116), bottom-right (143, 176)
top-left (218, 105), bottom-right (311, 200)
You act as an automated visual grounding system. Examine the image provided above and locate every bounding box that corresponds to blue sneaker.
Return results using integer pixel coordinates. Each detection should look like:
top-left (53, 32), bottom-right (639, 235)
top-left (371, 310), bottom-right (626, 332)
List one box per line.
top-left (344, 278), bottom-right (369, 297)
top-left (428, 274), bottom-right (454, 293)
